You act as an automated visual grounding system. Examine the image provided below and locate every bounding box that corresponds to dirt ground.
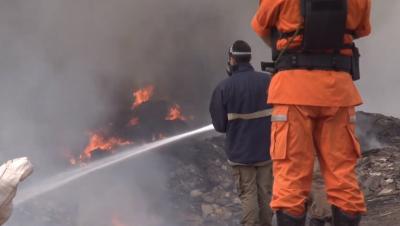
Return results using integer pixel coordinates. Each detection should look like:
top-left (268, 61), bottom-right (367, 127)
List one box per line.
top-left (363, 194), bottom-right (400, 225)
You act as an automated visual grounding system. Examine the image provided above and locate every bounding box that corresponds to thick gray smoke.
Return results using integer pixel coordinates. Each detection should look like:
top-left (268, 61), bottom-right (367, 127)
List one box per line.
top-left (0, 0), bottom-right (398, 225)
top-left (0, 0), bottom-right (251, 164)
top-left (356, 1), bottom-right (400, 117)
top-left (0, 0), bottom-right (254, 225)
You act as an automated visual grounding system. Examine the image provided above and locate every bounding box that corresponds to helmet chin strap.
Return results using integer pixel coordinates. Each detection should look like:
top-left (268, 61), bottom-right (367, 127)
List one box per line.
top-left (226, 61), bottom-right (239, 77)
top-left (226, 62), bottom-right (233, 76)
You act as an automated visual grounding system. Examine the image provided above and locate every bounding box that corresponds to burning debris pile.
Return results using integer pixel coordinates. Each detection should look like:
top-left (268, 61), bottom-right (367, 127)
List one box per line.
top-left (67, 85), bottom-right (191, 165)
top-left (9, 112), bottom-right (400, 226)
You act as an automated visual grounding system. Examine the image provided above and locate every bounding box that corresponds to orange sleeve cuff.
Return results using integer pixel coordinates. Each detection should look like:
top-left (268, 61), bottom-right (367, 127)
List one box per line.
top-left (355, 29), bottom-right (371, 39)
top-left (251, 16), bottom-right (270, 38)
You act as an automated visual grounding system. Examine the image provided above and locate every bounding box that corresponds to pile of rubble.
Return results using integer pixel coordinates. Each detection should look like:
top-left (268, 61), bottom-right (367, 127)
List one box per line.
top-left (358, 148), bottom-right (400, 198)
top-left (9, 111), bottom-right (400, 226)
top-left (164, 141), bottom-right (400, 226)
top-left (164, 111), bottom-right (400, 226)
top-left (358, 147), bottom-right (400, 225)
top-left (164, 136), bottom-right (241, 226)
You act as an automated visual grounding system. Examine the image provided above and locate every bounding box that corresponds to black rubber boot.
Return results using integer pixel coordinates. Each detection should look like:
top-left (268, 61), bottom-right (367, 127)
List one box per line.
top-left (331, 206), bottom-right (361, 226)
top-left (276, 210), bottom-right (306, 226)
top-left (309, 218), bottom-right (325, 226)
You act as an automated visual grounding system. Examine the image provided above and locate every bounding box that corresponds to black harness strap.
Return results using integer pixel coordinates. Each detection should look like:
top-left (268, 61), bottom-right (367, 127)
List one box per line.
top-left (280, 29), bottom-right (356, 39)
top-left (275, 54), bottom-right (352, 73)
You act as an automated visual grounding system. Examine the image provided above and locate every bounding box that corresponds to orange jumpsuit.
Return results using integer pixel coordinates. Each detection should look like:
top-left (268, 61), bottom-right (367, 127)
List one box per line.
top-left (252, 0), bottom-right (371, 216)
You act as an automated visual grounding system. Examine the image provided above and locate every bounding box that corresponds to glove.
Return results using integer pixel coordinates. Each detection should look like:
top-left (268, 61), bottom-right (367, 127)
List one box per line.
top-left (9, 157), bottom-right (33, 182)
top-left (1, 157), bottom-right (33, 187)
top-left (0, 203), bottom-right (12, 225)
top-left (0, 157), bottom-right (33, 225)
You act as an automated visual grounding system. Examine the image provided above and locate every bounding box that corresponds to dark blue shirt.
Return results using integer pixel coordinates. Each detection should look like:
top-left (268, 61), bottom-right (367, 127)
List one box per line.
top-left (209, 63), bottom-right (272, 164)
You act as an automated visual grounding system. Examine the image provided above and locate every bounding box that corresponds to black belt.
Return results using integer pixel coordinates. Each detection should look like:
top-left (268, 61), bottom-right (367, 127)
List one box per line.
top-left (275, 53), bottom-right (352, 73)
top-left (279, 29), bottom-right (355, 50)
top-left (281, 29), bottom-right (356, 39)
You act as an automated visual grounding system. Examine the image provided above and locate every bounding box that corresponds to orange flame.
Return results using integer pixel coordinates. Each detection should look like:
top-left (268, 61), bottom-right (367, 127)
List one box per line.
top-left (63, 150), bottom-right (78, 165)
top-left (128, 117), bottom-right (140, 127)
top-left (131, 85), bottom-right (155, 109)
top-left (82, 132), bottom-right (132, 159)
top-left (165, 104), bottom-right (187, 121)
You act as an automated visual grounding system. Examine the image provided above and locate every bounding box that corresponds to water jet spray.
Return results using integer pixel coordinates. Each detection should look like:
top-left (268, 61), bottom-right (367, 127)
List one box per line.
top-left (15, 124), bottom-right (214, 206)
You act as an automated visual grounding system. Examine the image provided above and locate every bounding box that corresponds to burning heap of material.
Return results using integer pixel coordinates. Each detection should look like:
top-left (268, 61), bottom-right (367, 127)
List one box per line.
top-left (81, 133), bottom-right (132, 159)
top-left (166, 104), bottom-right (188, 121)
top-left (68, 85), bottom-right (191, 165)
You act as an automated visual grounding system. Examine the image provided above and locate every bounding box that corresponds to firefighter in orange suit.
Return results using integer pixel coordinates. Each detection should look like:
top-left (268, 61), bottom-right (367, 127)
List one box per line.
top-left (251, 0), bottom-right (371, 225)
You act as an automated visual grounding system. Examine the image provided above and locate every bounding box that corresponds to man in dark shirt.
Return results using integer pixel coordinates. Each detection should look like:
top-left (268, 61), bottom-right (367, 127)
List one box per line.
top-left (209, 40), bottom-right (273, 226)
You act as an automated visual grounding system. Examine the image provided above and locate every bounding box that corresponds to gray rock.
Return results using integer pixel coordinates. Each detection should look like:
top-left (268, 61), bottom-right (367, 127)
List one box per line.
top-left (201, 204), bottom-right (214, 217)
top-left (190, 189), bottom-right (203, 198)
top-left (378, 188), bottom-right (394, 196)
top-left (202, 193), bottom-right (216, 203)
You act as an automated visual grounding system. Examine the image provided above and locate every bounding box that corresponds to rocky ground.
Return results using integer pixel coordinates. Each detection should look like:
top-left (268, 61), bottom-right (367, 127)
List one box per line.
top-left (163, 111), bottom-right (400, 226)
top-left (162, 139), bottom-right (400, 226)
top-left (9, 111), bottom-right (400, 226)
top-left (359, 148), bottom-right (400, 225)
top-left (356, 112), bottom-right (400, 225)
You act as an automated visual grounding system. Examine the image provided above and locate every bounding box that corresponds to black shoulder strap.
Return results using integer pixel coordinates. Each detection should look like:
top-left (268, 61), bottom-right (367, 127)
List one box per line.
top-left (270, 27), bottom-right (281, 61)
top-left (301, 0), bottom-right (306, 16)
